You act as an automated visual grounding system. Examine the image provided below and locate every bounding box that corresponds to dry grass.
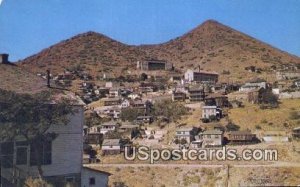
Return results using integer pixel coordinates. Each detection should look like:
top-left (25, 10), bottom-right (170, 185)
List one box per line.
top-left (228, 99), bottom-right (300, 132)
top-left (91, 166), bottom-right (226, 187)
top-left (229, 166), bottom-right (300, 186)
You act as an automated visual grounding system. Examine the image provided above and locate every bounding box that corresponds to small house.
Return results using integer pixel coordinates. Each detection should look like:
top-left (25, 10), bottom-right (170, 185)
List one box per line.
top-left (120, 99), bottom-right (130, 108)
top-left (292, 127), bottom-right (300, 139)
top-left (239, 79), bottom-right (267, 92)
top-left (175, 127), bottom-right (197, 144)
top-left (227, 131), bottom-right (257, 144)
top-left (109, 87), bottom-right (120, 98)
top-left (204, 93), bottom-right (229, 107)
top-left (103, 97), bottom-right (121, 106)
top-left (81, 167), bottom-right (111, 187)
top-left (101, 139), bottom-right (121, 155)
top-left (202, 106), bottom-right (222, 120)
top-left (88, 125), bottom-right (101, 134)
top-left (200, 130), bottom-right (224, 147)
top-left (136, 116), bottom-right (154, 124)
top-left (172, 91), bottom-right (186, 102)
top-left (100, 121), bottom-right (119, 134)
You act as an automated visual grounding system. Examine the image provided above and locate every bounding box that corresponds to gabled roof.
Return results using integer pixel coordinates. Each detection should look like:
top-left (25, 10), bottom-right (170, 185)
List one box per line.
top-left (227, 131), bottom-right (254, 136)
top-left (82, 166), bottom-right (111, 176)
top-left (102, 139), bottom-right (120, 146)
top-left (201, 130), bottom-right (223, 135)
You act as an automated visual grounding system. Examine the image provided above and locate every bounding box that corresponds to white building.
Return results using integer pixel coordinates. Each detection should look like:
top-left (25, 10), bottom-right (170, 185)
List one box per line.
top-left (0, 96), bottom-right (85, 186)
top-left (184, 69), bottom-right (219, 83)
top-left (81, 167), bottom-right (110, 187)
top-left (175, 127), bottom-right (195, 143)
top-left (100, 121), bottom-right (118, 134)
top-left (200, 130), bottom-right (224, 147)
top-left (101, 139), bottom-right (121, 155)
top-left (120, 99), bottom-right (130, 108)
top-left (239, 81), bottom-right (267, 92)
top-left (202, 106), bottom-right (222, 119)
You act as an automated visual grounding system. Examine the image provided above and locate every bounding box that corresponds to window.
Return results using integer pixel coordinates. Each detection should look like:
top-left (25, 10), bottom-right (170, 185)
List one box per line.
top-left (16, 147), bottom-right (28, 165)
top-left (65, 176), bottom-right (75, 183)
top-left (30, 141), bottom-right (52, 166)
top-left (16, 141), bottom-right (29, 165)
top-left (89, 177), bottom-right (95, 185)
top-left (0, 142), bottom-right (14, 168)
top-left (215, 135), bottom-right (219, 139)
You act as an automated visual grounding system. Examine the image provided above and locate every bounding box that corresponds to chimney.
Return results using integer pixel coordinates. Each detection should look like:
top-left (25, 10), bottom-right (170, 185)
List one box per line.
top-left (46, 69), bottom-right (51, 88)
top-left (198, 65), bottom-right (201, 72)
top-left (0, 54), bottom-right (9, 64)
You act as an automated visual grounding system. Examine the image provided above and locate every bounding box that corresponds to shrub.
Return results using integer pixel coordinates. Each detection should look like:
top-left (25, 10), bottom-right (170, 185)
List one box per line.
top-left (255, 125), bottom-right (262, 129)
top-left (226, 122), bottom-right (240, 131)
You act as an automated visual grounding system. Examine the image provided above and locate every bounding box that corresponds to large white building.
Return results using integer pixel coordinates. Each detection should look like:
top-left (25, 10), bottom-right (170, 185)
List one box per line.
top-left (184, 69), bottom-right (219, 83)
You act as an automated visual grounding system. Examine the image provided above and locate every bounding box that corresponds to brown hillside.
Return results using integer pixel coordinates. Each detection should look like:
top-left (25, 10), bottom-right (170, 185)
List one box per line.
top-left (19, 20), bottom-right (300, 82)
top-left (0, 63), bottom-right (46, 93)
top-left (19, 32), bottom-right (146, 78)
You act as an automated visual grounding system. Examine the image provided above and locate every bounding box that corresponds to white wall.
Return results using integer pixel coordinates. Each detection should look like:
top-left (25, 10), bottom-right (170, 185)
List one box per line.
top-left (16, 105), bottom-right (84, 177)
top-left (81, 167), bottom-right (109, 187)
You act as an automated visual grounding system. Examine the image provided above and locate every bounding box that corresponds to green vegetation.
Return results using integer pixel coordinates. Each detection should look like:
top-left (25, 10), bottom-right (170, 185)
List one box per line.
top-left (152, 99), bottom-right (188, 122)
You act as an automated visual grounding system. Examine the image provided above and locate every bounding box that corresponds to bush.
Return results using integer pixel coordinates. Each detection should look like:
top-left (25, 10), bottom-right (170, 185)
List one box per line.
top-left (152, 99), bottom-right (188, 122)
top-left (255, 125), bottom-right (262, 130)
top-left (290, 111), bottom-right (300, 120)
top-left (226, 122), bottom-right (240, 131)
top-left (120, 108), bottom-right (142, 122)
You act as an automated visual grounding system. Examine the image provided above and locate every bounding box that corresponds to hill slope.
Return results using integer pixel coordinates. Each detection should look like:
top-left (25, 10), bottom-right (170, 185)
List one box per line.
top-left (19, 20), bottom-right (300, 82)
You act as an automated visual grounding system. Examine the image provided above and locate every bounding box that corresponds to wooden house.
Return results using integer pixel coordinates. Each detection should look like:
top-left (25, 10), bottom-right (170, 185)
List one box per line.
top-left (227, 131), bottom-right (257, 144)
top-left (172, 91), bottom-right (186, 102)
top-left (103, 97), bottom-right (121, 106)
top-left (204, 93), bottom-right (229, 107)
top-left (292, 127), bottom-right (300, 138)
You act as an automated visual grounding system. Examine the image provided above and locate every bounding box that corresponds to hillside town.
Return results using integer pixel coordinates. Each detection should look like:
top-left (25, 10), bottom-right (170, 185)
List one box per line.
top-left (1, 42), bottom-right (300, 186)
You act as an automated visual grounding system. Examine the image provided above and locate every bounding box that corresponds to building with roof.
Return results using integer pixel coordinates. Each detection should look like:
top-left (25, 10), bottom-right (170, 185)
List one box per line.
top-left (81, 167), bottom-right (111, 187)
top-left (175, 127), bottom-right (197, 143)
top-left (227, 131), bottom-right (257, 144)
top-left (204, 93), bottom-right (229, 107)
top-left (137, 60), bottom-right (173, 71)
top-left (101, 139), bottom-right (121, 155)
top-left (202, 106), bottom-right (222, 120)
top-left (184, 69), bottom-right (218, 83)
top-left (200, 130), bottom-right (224, 147)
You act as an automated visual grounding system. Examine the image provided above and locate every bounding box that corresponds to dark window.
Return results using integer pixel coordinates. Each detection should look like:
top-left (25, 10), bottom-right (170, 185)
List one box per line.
top-left (65, 177), bottom-right (75, 183)
top-left (30, 141), bottom-right (52, 166)
top-left (89, 177), bottom-right (95, 185)
top-left (16, 147), bottom-right (28, 165)
top-left (0, 142), bottom-right (14, 168)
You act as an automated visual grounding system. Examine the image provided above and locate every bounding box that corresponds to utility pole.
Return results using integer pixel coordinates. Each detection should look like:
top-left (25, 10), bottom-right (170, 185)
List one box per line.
top-left (46, 69), bottom-right (51, 88)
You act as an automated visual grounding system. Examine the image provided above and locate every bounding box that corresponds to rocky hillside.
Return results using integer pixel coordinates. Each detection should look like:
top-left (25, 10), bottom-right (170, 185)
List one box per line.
top-left (19, 20), bottom-right (300, 82)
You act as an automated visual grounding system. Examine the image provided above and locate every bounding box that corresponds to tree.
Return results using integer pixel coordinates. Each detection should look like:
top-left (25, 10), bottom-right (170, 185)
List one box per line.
top-left (140, 73), bottom-right (148, 81)
top-left (152, 99), bottom-right (188, 122)
top-left (0, 89), bottom-right (75, 178)
top-left (260, 90), bottom-right (279, 108)
top-left (225, 121), bottom-right (240, 131)
top-left (120, 108), bottom-right (142, 122)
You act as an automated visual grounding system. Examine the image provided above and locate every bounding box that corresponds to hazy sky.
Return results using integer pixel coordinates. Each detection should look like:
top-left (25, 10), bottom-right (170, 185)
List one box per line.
top-left (0, 0), bottom-right (299, 61)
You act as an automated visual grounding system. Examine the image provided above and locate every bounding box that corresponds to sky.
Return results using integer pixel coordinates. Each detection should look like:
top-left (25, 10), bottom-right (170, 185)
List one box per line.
top-left (0, 0), bottom-right (299, 62)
